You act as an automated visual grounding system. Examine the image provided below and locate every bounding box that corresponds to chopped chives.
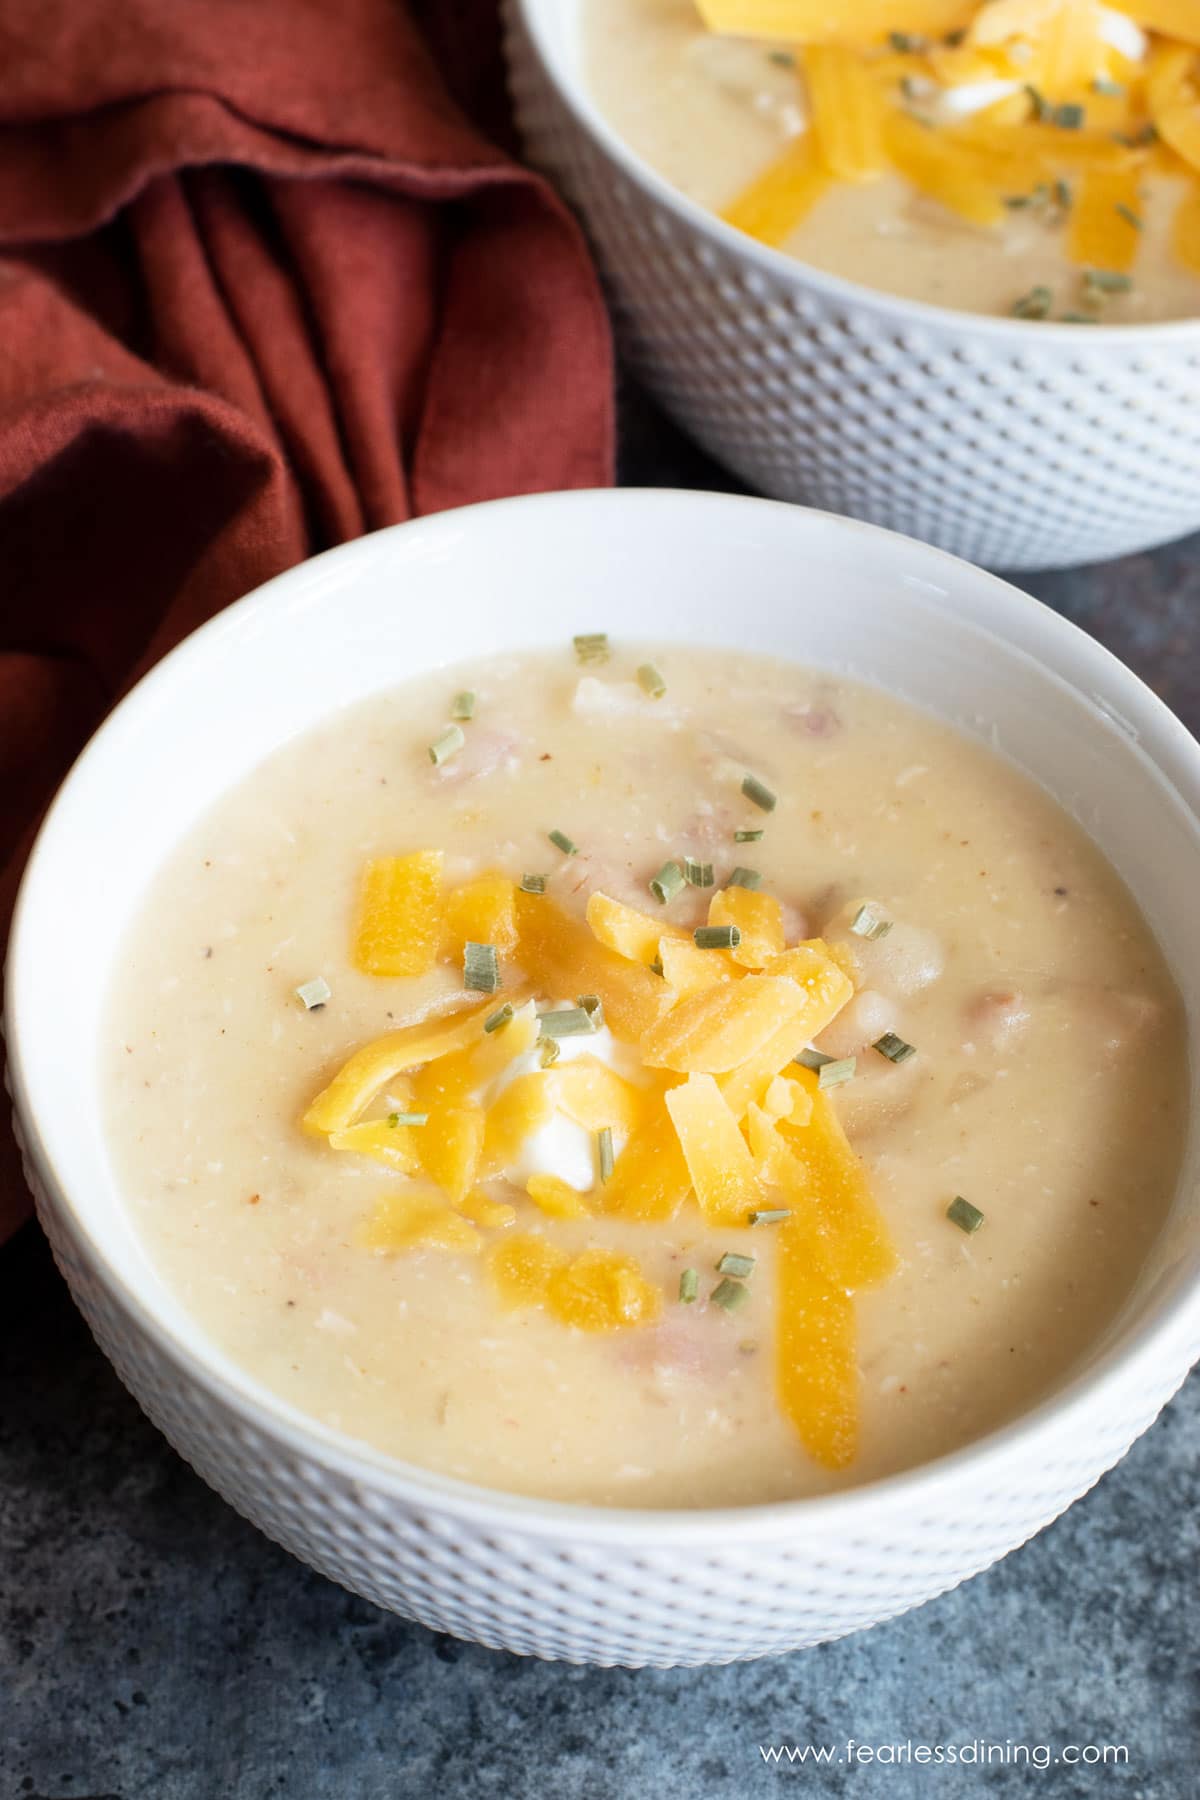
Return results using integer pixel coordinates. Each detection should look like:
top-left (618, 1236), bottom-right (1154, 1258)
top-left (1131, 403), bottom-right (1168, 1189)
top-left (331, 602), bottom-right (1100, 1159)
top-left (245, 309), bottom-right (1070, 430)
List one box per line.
top-left (520, 873), bottom-right (547, 894)
top-left (742, 772), bottom-right (777, 813)
top-left (695, 924), bottom-right (741, 950)
top-left (679, 1267), bottom-right (699, 1304)
top-left (1115, 201), bottom-right (1143, 231)
top-left (484, 1003), bottom-right (514, 1034)
top-left (573, 632), bottom-right (609, 664)
top-left (850, 903), bottom-right (892, 940)
top-left (717, 1251), bottom-right (755, 1279)
top-left (734, 828), bottom-right (764, 843)
top-left (577, 993), bottom-right (604, 1030)
top-left (637, 662), bottom-right (667, 699)
top-left (538, 1006), bottom-right (597, 1038)
top-left (549, 828), bottom-right (579, 856)
top-left (728, 866), bottom-right (763, 891)
top-left (429, 724), bottom-right (465, 766)
top-left (1093, 75), bottom-right (1124, 95)
top-left (597, 1127), bottom-right (614, 1184)
top-left (451, 690), bottom-right (476, 721)
top-left (650, 860), bottom-right (685, 905)
top-left (295, 976), bottom-right (331, 1011)
top-left (874, 1031), bottom-right (917, 1065)
top-left (1054, 178), bottom-right (1072, 211)
top-left (1012, 284), bottom-right (1053, 320)
top-left (947, 1195), bottom-right (985, 1235)
top-left (794, 1047), bottom-right (833, 1072)
top-left (463, 941), bottom-right (500, 993)
top-left (711, 1277), bottom-right (750, 1313)
top-left (1024, 83), bottom-right (1049, 120)
top-left (388, 1111), bottom-right (428, 1128)
top-left (1084, 268), bottom-right (1133, 295)
top-left (537, 1035), bottom-right (561, 1068)
top-left (1060, 313), bottom-right (1099, 324)
top-left (748, 1207), bottom-right (791, 1226)
top-left (684, 857), bottom-right (715, 888)
top-left (1052, 101), bottom-right (1085, 129)
top-left (1113, 122), bottom-right (1156, 146)
top-left (888, 29), bottom-right (927, 51)
top-left (817, 1056), bottom-right (857, 1090)
top-left (650, 955), bottom-right (664, 977)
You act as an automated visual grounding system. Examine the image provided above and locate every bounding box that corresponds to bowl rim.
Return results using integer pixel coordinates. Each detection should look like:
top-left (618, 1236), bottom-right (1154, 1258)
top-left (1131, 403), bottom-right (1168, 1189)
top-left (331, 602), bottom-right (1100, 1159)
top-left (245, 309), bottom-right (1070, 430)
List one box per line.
top-left (8, 486), bottom-right (1200, 1543)
top-left (510, 0), bottom-right (1200, 344)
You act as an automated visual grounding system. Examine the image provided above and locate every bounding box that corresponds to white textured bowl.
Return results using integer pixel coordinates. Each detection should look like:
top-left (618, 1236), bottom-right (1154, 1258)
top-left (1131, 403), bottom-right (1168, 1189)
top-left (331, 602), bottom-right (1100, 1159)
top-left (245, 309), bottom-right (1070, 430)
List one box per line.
top-left (506, 0), bottom-right (1200, 570)
top-left (7, 490), bottom-right (1200, 1666)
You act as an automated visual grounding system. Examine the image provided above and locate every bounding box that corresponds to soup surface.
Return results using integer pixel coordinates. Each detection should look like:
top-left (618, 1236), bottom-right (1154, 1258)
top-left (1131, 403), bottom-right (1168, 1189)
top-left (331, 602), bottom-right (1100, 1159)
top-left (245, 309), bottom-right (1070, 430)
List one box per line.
top-left (105, 643), bottom-right (1186, 1507)
top-left (585, 0), bottom-right (1200, 321)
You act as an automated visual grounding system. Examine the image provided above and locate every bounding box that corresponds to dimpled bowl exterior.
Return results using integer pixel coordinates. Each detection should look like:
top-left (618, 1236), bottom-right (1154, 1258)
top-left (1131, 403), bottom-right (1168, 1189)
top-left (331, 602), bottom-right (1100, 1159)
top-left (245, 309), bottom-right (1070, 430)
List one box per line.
top-left (505, 0), bottom-right (1200, 570)
top-left (8, 491), bottom-right (1200, 1667)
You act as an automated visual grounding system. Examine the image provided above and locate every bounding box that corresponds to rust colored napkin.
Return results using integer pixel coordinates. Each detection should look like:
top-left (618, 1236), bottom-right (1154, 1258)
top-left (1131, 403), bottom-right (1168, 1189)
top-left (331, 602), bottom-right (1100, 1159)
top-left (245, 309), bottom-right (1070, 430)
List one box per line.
top-left (0, 0), bottom-right (614, 1245)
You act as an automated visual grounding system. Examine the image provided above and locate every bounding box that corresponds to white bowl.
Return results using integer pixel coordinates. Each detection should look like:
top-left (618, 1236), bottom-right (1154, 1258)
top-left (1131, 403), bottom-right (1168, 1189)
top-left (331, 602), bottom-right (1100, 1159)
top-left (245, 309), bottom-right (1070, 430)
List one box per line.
top-left (505, 0), bottom-right (1200, 571)
top-left (7, 490), bottom-right (1200, 1667)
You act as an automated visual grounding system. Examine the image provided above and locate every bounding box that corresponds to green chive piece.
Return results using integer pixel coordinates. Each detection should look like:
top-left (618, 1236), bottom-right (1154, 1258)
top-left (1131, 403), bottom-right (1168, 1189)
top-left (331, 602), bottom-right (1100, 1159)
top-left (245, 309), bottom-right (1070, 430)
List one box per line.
top-left (1084, 268), bottom-right (1133, 295)
top-left (817, 1057), bottom-right (857, 1090)
top-left (650, 955), bottom-right (664, 977)
top-left (1093, 75), bottom-right (1124, 96)
top-left (734, 827), bottom-right (764, 843)
top-left (451, 690), bottom-right (476, 721)
top-left (874, 1031), bottom-right (917, 1065)
top-left (679, 1267), bottom-right (699, 1304)
top-left (549, 829), bottom-right (579, 856)
top-left (650, 860), bottom-right (685, 906)
top-left (464, 941), bottom-right (500, 993)
top-left (577, 993), bottom-right (604, 1030)
top-left (295, 976), bottom-right (331, 1011)
top-left (717, 1252), bottom-right (755, 1279)
top-left (711, 1277), bottom-right (750, 1313)
top-left (1052, 101), bottom-right (1085, 129)
top-left (1115, 201), bottom-right (1143, 231)
top-left (484, 1003), bottom-right (514, 1035)
top-left (573, 632), bottom-right (609, 665)
top-left (1113, 122), bottom-right (1156, 147)
top-left (1012, 284), bottom-right (1053, 320)
top-left (794, 1048), bottom-right (833, 1072)
top-left (748, 1207), bottom-right (791, 1226)
top-left (695, 925), bottom-right (741, 950)
top-left (637, 662), bottom-right (667, 699)
top-left (1054, 177), bottom-right (1072, 211)
top-left (429, 724), bottom-right (465, 766)
top-left (597, 1127), bottom-right (614, 1184)
top-left (728, 866), bottom-right (763, 891)
top-left (742, 773), bottom-right (777, 813)
top-left (888, 29), bottom-right (927, 51)
top-left (520, 873), bottom-right (547, 894)
top-left (538, 1006), bottom-right (596, 1038)
top-left (850, 903), bottom-right (892, 940)
top-left (1060, 313), bottom-right (1099, 324)
top-left (537, 1035), bottom-right (561, 1068)
top-left (684, 857), bottom-right (715, 888)
top-left (947, 1195), bottom-right (985, 1235)
top-left (1024, 83), bottom-right (1049, 120)
top-left (388, 1111), bottom-right (428, 1128)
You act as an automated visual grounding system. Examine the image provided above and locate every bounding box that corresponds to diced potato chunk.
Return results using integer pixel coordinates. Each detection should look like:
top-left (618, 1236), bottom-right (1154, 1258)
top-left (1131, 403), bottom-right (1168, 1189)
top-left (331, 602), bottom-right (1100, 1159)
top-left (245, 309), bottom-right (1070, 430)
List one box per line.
top-left (600, 1098), bottom-right (693, 1220)
top-left (640, 974), bottom-right (811, 1074)
top-left (354, 851), bottom-right (444, 978)
top-left (361, 1187), bottom-right (481, 1255)
top-left (709, 887), bottom-right (785, 969)
top-left (665, 1074), bottom-right (761, 1226)
top-left (552, 1057), bottom-right (644, 1134)
top-left (514, 891), bottom-right (673, 1042)
top-left (480, 1072), bottom-right (555, 1178)
top-left (547, 1249), bottom-right (661, 1331)
top-left (417, 1102), bottom-right (485, 1204)
top-left (301, 1002), bottom-right (494, 1136)
top-left (526, 1173), bottom-right (593, 1219)
top-left (442, 872), bottom-right (518, 965)
top-left (586, 891), bottom-right (674, 965)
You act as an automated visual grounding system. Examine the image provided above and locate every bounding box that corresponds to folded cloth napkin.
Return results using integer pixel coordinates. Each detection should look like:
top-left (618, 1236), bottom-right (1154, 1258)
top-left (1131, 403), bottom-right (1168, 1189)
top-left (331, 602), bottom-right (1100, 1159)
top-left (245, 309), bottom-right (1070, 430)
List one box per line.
top-left (0, 0), bottom-right (614, 1246)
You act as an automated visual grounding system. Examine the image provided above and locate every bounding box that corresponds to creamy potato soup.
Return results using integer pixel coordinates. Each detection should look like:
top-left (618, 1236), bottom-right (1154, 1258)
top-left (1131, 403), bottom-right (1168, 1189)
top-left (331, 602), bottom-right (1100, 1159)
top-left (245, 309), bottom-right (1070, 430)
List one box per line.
top-left (585, 1), bottom-right (1200, 321)
top-left (104, 641), bottom-right (1186, 1507)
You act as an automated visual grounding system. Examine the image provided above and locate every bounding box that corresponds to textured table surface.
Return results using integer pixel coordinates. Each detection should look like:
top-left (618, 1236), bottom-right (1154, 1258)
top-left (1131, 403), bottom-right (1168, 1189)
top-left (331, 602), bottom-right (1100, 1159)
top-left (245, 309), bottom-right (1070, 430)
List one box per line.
top-left (3, 392), bottom-right (1198, 1800)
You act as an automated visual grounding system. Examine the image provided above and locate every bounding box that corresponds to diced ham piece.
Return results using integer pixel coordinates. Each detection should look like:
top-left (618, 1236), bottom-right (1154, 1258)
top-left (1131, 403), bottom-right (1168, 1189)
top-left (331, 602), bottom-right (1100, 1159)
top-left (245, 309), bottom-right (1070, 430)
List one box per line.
top-left (431, 728), bottom-right (521, 786)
